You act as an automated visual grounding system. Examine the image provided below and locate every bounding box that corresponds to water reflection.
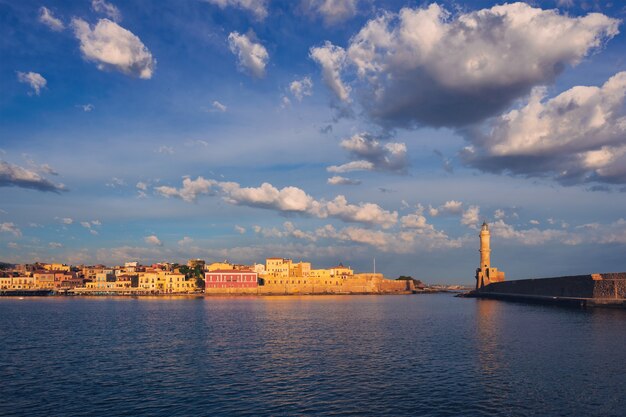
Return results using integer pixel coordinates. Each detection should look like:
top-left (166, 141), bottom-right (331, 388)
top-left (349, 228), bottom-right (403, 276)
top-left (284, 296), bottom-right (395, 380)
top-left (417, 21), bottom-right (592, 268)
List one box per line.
top-left (1, 295), bottom-right (625, 416)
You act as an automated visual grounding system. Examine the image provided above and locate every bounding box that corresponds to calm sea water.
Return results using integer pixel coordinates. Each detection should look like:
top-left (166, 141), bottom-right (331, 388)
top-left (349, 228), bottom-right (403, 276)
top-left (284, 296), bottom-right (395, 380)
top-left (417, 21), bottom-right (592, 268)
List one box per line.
top-left (1, 294), bottom-right (625, 417)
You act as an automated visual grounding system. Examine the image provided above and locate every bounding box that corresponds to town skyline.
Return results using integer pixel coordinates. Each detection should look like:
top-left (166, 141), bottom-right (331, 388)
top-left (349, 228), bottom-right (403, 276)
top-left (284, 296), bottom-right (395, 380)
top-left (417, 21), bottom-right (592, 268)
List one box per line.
top-left (2, 0), bottom-right (626, 283)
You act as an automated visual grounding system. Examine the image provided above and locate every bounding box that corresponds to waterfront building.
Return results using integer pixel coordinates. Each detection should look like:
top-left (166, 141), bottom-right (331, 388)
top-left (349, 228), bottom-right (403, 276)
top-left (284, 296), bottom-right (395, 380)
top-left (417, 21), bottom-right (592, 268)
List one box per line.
top-left (33, 271), bottom-right (56, 289)
top-left (187, 259), bottom-right (206, 270)
top-left (475, 221), bottom-right (505, 289)
top-left (0, 276), bottom-right (36, 290)
top-left (253, 263), bottom-right (265, 275)
top-left (290, 261), bottom-right (311, 278)
top-left (207, 261), bottom-right (235, 271)
top-left (43, 263), bottom-right (71, 272)
top-left (265, 258), bottom-right (292, 278)
top-left (205, 270), bottom-right (258, 288)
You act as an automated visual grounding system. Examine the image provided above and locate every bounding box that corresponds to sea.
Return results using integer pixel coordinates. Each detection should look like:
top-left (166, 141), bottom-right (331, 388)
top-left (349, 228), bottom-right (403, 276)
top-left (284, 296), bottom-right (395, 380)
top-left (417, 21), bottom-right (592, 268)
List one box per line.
top-left (0, 294), bottom-right (624, 416)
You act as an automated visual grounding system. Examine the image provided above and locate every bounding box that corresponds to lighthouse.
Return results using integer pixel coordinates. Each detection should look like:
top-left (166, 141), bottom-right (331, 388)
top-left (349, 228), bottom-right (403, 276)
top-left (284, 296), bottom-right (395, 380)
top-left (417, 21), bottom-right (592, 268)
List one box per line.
top-left (475, 221), bottom-right (505, 289)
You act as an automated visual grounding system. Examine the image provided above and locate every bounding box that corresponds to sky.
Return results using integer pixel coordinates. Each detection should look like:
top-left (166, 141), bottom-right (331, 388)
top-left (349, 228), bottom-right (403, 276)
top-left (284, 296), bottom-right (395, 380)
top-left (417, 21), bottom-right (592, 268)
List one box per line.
top-left (1, 0), bottom-right (626, 284)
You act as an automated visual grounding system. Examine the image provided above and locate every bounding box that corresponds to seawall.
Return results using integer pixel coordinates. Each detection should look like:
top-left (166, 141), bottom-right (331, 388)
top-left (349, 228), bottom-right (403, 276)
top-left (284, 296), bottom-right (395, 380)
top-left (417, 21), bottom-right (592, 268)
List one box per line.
top-left (204, 275), bottom-right (415, 296)
top-left (470, 273), bottom-right (626, 307)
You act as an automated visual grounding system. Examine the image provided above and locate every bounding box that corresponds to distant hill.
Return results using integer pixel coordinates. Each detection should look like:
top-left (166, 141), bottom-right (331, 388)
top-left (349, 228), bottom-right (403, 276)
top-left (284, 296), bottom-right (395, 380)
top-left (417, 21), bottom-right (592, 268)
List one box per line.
top-left (0, 262), bottom-right (15, 270)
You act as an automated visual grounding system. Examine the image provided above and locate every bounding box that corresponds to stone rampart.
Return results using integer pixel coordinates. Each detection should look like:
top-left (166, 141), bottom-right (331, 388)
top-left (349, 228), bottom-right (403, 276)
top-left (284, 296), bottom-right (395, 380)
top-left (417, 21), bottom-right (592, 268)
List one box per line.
top-left (203, 275), bottom-right (414, 296)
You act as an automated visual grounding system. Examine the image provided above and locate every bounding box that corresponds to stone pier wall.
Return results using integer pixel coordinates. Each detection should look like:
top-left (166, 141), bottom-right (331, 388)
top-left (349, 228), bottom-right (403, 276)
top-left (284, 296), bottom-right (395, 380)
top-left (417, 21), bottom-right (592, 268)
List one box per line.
top-left (477, 273), bottom-right (626, 300)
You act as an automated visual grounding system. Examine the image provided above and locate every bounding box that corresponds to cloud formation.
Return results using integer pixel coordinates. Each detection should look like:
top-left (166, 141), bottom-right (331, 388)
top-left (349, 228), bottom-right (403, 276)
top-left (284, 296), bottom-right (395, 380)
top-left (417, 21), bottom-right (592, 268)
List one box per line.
top-left (301, 0), bottom-right (358, 25)
top-left (461, 205), bottom-right (480, 228)
top-left (72, 18), bottom-right (156, 79)
top-left (0, 161), bottom-right (66, 193)
top-left (289, 77), bottom-right (313, 101)
top-left (0, 223), bottom-right (22, 238)
top-left (464, 71), bottom-right (626, 185)
top-left (314, 3), bottom-right (619, 128)
top-left (39, 7), bottom-right (64, 31)
top-left (155, 177), bottom-right (398, 228)
top-left (154, 177), bottom-right (217, 203)
top-left (91, 0), bottom-right (122, 22)
top-left (327, 133), bottom-right (408, 174)
top-left (211, 100), bottom-right (227, 112)
top-left (309, 41), bottom-right (350, 102)
top-left (428, 200), bottom-right (463, 217)
top-left (206, 0), bottom-right (268, 20)
top-left (144, 235), bottom-right (163, 246)
top-left (17, 72), bottom-right (46, 95)
top-left (327, 175), bottom-right (361, 185)
top-left (228, 31), bottom-right (268, 78)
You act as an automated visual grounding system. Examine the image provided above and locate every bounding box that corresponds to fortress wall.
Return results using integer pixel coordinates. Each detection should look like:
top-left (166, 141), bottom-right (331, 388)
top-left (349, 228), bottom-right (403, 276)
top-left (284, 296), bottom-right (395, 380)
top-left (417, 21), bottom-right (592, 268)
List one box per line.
top-left (203, 276), bottom-right (413, 295)
top-left (479, 273), bottom-right (626, 300)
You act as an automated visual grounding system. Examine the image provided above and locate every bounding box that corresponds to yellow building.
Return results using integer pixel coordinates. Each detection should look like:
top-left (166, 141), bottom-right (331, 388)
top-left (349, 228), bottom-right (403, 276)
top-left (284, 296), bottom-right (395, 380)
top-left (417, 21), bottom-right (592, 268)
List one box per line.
top-left (43, 263), bottom-right (71, 272)
top-left (207, 262), bottom-right (234, 272)
top-left (265, 258), bottom-right (291, 278)
top-left (0, 276), bottom-right (36, 290)
top-left (290, 262), bottom-right (311, 278)
top-left (138, 271), bottom-right (195, 293)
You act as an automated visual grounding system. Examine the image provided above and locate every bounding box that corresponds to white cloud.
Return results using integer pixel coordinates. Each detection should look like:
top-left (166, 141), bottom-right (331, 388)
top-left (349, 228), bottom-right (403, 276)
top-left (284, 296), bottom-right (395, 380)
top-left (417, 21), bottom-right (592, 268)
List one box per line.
top-left (327, 133), bottom-right (409, 174)
top-left (72, 18), bottom-right (156, 79)
top-left (317, 3), bottom-right (619, 128)
top-left (154, 176), bottom-right (218, 203)
top-left (234, 225), bottom-right (246, 234)
top-left (205, 0), bottom-right (268, 20)
top-left (280, 96), bottom-right (291, 108)
top-left (302, 0), bottom-right (358, 25)
top-left (105, 177), bottom-right (126, 187)
top-left (530, 219), bottom-right (540, 225)
top-left (144, 235), bottom-right (163, 246)
top-left (1, 160), bottom-right (65, 192)
top-left (324, 195), bottom-right (397, 229)
top-left (91, 0), bottom-right (122, 22)
top-left (461, 205), bottom-right (480, 228)
top-left (309, 41), bottom-right (350, 102)
top-left (212, 100), bottom-right (227, 112)
top-left (465, 71), bottom-right (626, 185)
top-left (400, 212), bottom-right (433, 231)
top-left (275, 221), bottom-right (463, 252)
top-left (228, 31), bottom-right (269, 78)
top-left (327, 175), bottom-right (361, 185)
top-left (39, 7), bottom-right (64, 31)
top-left (61, 217), bottom-right (73, 225)
top-left (289, 77), bottom-right (313, 101)
top-left (490, 219), bottom-right (569, 246)
top-left (136, 181), bottom-right (148, 191)
top-left (156, 177), bottom-right (398, 228)
top-left (156, 146), bottom-right (174, 155)
top-left (49, 242), bottom-right (63, 248)
top-left (178, 236), bottom-right (193, 246)
top-left (79, 104), bottom-right (94, 112)
top-left (220, 181), bottom-right (319, 213)
top-left (327, 160), bottom-right (373, 173)
top-left (430, 200), bottom-right (464, 217)
top-left (0, 223), bottom-right (22, 237)
top-left (17, 72), bottom-right (46, 95)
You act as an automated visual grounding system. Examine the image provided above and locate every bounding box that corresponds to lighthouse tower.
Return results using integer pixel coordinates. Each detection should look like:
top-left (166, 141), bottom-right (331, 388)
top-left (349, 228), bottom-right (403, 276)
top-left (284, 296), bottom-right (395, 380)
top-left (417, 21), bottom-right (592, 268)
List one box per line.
top-left (475, 221), bottom-right (505, 289)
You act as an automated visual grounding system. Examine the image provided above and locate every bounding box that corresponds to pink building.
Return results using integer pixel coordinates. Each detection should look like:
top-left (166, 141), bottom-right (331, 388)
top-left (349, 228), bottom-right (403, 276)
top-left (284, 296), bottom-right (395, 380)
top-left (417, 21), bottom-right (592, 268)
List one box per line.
top-left (205, 269), bottom-right (258, 288)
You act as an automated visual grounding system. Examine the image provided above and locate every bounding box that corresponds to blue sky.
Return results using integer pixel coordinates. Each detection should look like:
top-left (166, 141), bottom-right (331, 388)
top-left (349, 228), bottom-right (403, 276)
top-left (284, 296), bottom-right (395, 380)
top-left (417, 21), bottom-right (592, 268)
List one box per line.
top-left (1, 0), bottom-right (626, 283)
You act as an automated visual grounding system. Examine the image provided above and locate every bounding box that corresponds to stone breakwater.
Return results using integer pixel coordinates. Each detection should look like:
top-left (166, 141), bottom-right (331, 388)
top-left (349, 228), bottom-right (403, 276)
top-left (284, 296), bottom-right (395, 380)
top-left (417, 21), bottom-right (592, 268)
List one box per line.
top-left (469, 272), bottom-right (626, 307)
